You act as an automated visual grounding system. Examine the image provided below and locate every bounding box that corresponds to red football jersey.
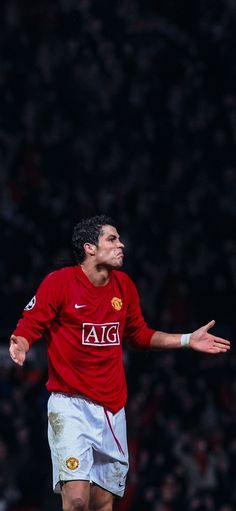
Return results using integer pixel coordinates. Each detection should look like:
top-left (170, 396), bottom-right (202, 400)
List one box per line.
top-left (13, 266), bottom-right (155, 412)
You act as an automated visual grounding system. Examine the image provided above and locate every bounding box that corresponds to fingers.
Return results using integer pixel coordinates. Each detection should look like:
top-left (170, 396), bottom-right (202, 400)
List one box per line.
top-left (9, 345), bottom-right (18, 361)
top-left (9, 336), bottom-right (19, 363)
top-left (9, 350), bottom-right (18, 364)
top-left (209, 338), bottom-right (230, 354)
top-left (214, 338), bottom-right (230, 347)
top-left (201, 321), bottom-right (231, 351)
top-left (211, 336), bottom-right (230, 349)
top-left (208, 347), bottom-right (229, 354)
top-left (9, 336), bottom-right (24, 365)
top-left (203, 320), bottom-right (215, 331)
top-left (9, 349), bottom-right (24, 366)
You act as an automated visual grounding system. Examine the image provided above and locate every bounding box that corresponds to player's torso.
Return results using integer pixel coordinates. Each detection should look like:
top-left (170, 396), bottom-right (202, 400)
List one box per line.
top-left (53, 267), bottom-right (127, 349)
top-left (45, 267), bottom-right (129, 409)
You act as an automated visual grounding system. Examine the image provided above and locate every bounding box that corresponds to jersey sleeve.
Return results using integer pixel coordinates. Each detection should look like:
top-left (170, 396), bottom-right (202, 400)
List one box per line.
top-left (123, 275), bottom-right (155, 348)
top-left (12, 270), bottom-right (64, 348)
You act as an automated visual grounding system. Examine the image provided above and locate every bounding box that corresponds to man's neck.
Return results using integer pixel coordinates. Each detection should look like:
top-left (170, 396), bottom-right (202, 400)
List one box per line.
top-left (80, 263), bottom-right (111, 287)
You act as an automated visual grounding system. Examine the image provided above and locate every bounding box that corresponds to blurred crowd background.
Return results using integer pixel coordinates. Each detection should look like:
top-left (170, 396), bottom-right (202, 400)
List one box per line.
top-left (0, 1), bottom-right (236, 510)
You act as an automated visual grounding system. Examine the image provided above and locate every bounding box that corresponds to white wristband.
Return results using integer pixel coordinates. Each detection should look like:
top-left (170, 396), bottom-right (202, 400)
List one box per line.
top-left (180, 333), bottom-right (192, 347)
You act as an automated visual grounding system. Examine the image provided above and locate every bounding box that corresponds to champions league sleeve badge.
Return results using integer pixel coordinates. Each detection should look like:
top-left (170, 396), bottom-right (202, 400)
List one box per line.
top-left (24, 296), bottom-right (36, 311)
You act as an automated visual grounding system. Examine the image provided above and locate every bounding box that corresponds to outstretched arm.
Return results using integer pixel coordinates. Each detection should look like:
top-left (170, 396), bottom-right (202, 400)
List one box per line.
top-left (150, 320), bottom-right (230, 354)
top-left (9, 335), bottom-right (30, 366)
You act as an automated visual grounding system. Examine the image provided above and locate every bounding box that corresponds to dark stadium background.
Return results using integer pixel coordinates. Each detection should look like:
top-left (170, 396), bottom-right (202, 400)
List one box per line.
top-left (0, 1), bottom-right (236, 510)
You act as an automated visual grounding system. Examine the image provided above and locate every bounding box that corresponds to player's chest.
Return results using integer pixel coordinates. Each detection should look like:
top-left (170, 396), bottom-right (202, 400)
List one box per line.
top-left (60, 281), bottom-right (126, 324)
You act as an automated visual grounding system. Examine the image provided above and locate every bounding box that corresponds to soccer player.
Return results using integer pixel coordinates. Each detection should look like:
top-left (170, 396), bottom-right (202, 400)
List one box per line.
top-left (9, 215), bottom-right (230, 511)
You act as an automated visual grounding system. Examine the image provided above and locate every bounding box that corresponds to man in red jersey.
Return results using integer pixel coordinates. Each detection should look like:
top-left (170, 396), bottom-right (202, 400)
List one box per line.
top-left (9, 215), bottom-right (230, 511)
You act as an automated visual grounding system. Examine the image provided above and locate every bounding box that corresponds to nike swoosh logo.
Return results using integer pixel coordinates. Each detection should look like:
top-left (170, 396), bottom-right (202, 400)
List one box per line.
top-left (74, 304), bottom-right (87, 309)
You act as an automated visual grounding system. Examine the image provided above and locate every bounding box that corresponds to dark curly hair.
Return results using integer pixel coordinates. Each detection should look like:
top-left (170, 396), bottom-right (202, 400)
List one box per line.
top-left (72, 214), bottom-right (114, 264)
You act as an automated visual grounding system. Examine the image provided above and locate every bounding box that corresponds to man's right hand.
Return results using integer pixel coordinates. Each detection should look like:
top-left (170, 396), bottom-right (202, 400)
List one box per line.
top-left (9, 335), bottom-right (29, 366)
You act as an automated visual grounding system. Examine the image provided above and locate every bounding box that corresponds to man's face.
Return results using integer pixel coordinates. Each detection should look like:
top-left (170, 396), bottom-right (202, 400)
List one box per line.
top-left (94, 225), bottom-right (125, 269)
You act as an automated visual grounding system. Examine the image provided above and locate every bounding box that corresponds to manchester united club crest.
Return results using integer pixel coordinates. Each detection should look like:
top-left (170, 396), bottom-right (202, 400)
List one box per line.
top-left (111, 297), bottom-right (123, 311)
top-left (66, 457), bottom-right (80, 470)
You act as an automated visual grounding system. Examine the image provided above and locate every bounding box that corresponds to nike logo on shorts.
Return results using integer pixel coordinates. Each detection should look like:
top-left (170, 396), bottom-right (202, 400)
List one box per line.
top-left (75, 304), bottom-right (87, 309)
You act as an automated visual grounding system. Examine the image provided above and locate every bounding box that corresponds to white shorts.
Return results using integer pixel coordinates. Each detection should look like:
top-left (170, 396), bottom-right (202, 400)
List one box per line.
top-left (47, 393), bottom-right (129, 497)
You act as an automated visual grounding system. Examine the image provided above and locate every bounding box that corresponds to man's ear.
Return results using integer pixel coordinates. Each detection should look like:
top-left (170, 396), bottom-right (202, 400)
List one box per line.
top-left (84, 243), bottom-right (96, 257)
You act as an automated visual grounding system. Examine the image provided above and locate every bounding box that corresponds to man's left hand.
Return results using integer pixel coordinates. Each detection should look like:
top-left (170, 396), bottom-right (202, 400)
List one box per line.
top-left (190, 320), bottom-right (231, 354)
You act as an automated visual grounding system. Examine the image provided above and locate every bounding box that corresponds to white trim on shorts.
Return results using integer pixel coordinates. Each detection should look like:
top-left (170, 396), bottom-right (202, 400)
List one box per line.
top-left (47, 393), bottom-right (129, 497)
